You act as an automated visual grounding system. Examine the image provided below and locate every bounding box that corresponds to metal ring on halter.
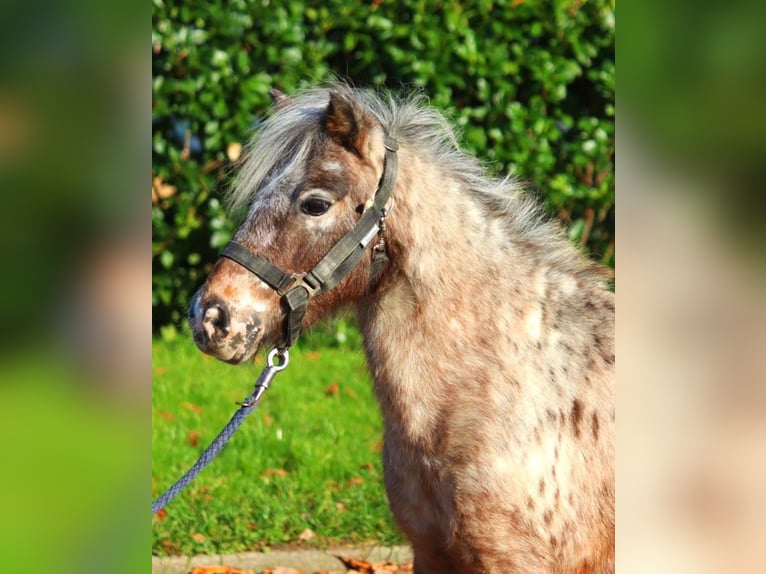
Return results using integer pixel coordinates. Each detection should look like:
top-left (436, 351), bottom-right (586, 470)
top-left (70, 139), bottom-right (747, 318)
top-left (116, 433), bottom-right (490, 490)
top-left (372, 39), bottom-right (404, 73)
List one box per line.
top-left (267, 347), bottom-right (290, 371)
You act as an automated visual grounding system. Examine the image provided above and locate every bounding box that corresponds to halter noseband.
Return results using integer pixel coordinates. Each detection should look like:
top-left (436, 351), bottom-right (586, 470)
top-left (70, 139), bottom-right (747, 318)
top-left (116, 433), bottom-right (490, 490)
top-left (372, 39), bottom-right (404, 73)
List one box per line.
top-left (219, 135), bottom-right (399, 350)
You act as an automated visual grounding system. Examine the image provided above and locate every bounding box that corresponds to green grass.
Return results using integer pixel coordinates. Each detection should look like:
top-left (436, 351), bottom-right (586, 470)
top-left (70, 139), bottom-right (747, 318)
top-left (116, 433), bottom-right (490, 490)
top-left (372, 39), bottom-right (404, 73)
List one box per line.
top-left (152, 332), bottom-right (403, 556)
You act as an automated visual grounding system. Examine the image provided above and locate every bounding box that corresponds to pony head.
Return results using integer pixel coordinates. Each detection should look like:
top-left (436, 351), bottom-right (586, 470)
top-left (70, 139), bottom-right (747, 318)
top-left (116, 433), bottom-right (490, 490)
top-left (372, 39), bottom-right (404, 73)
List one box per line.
top-left (189, 87), bottom-right (391, 363)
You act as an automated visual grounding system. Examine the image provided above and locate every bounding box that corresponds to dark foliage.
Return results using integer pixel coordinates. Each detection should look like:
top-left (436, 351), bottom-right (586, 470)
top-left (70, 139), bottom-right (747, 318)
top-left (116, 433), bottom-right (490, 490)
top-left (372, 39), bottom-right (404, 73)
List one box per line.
top-left (152, 0), bottom-right (615, 330)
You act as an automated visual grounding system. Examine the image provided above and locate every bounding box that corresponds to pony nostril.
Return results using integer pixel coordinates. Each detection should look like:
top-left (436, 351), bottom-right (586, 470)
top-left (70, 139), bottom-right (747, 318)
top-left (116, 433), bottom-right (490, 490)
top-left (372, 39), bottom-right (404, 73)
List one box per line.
top-left (201, 302), bottom-right (230, 340)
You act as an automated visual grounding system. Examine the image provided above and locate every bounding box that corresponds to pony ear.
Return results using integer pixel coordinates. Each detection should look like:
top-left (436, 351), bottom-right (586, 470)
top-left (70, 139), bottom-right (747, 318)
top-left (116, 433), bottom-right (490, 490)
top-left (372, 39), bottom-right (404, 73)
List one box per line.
top-left (269, 88), bottom-right (291, 110)
top-left (325, 90), bottom-right (369, 156)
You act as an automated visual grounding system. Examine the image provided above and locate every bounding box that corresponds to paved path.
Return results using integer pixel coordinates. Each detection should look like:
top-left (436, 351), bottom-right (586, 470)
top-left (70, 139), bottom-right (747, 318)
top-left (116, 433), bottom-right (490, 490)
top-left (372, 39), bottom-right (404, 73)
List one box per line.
top-left (152, 545), bottom-right (413, 574)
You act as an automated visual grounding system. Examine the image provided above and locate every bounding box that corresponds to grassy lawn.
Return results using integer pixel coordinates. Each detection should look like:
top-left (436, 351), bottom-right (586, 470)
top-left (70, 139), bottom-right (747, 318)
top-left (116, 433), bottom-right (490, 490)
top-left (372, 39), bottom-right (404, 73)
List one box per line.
top-left (152, 330), bottom-right (403, 556)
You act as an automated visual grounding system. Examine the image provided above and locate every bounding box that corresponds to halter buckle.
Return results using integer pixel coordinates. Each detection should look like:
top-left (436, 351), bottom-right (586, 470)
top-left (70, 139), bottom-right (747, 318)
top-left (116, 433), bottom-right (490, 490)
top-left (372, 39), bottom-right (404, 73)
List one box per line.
top-left (277, 272), bottom-right (322, 298)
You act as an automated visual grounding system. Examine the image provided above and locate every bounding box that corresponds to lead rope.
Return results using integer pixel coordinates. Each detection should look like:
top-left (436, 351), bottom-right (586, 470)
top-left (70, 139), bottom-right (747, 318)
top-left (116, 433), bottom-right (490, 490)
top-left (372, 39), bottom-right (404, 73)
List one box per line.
top-left (151, 347), bottom-right (290, 515)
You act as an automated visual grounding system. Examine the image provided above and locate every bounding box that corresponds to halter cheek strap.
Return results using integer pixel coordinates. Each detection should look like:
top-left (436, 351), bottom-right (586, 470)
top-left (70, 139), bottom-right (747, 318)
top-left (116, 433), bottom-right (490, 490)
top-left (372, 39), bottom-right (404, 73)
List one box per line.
top-left (220, 135), bottom-right (399, 349)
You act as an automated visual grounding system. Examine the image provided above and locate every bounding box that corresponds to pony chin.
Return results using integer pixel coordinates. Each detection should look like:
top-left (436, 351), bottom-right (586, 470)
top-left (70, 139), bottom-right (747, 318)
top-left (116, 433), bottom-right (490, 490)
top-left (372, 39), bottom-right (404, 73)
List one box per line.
top-left (217, 337), bottom-right (264, 365)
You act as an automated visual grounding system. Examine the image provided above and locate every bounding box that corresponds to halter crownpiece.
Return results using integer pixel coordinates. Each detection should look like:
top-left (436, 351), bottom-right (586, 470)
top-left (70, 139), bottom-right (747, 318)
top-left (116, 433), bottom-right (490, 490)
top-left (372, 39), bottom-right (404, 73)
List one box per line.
top-left (220, 134), bottom-right (399, 349)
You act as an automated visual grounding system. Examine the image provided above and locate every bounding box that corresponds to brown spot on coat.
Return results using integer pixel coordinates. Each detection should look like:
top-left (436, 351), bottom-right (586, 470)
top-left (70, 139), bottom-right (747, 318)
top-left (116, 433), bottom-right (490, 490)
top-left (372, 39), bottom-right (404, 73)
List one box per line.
top-left (571, 399), bottom-right (583, 438)
top-left (592, 412), bottom-right (600, 441)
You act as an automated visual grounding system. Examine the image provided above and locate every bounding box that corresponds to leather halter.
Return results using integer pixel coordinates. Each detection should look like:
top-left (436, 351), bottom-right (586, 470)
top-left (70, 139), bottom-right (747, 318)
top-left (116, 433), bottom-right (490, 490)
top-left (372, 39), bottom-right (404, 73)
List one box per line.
top-left (220, 135), bottom-right (399, 350)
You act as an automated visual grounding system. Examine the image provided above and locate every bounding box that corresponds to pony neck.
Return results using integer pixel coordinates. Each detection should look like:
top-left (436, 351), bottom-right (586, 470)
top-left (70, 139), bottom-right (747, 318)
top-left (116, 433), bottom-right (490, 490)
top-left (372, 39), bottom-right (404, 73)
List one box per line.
top-left (356, 145), bottom-right (612, 443)
top-left (356, 147), bottom-right (538, 428)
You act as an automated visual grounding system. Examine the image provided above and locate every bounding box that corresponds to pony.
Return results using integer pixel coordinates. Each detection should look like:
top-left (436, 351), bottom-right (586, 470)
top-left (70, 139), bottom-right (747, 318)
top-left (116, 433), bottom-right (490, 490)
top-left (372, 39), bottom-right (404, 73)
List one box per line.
top-left (188, 84), bottom-right (614, 573)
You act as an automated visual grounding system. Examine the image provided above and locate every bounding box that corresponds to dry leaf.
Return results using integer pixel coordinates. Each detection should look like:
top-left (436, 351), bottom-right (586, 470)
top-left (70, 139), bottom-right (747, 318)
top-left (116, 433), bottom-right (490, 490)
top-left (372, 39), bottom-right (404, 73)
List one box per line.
top-left (261, 468), bottom-right (289, 478)
top-left (262, 413), bottom-right (274, 426)
top-left (190, 533), bottom-right (206, 543)
top-left (298, 528), bottom-right (316, 541)
top-left (335, 556), bottom-right (414, 574)
top-left (190, 567), bottom-right (252, 574)
top-left (325, 382), bottom-right (340, 396)
top-left (335, 556), bottom-right (374, 572)
top-left (187, 430), bottom-right (200, 447)
top-left (181, 401), bottom-right (203, 414)
top-left (153, 508), bottom-right (167, 521)
top-left (348, 476), bottom-right (363, 487)
top-left (157, 410), bottom-right (175, 421)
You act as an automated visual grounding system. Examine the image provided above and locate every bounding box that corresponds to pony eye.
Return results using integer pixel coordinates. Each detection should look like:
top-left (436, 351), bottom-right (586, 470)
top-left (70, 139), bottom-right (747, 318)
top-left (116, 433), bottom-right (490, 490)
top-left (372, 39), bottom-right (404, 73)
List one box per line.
top-left (300, 197), bottom-right (332, 216)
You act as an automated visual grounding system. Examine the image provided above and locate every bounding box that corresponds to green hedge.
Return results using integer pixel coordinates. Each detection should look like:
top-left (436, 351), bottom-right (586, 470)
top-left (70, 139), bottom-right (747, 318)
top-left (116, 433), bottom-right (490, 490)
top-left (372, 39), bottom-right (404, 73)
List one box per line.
top-left (152, 0), bottom-right (615, 330)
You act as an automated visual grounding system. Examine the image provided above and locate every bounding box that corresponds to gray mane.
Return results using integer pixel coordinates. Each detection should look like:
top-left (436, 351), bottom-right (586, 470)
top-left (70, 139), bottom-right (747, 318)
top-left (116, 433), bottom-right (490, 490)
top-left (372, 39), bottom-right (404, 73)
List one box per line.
top-left (228, 84), bottom-right (514, 213)
top-left (228, 83), bottom-right (607, 284)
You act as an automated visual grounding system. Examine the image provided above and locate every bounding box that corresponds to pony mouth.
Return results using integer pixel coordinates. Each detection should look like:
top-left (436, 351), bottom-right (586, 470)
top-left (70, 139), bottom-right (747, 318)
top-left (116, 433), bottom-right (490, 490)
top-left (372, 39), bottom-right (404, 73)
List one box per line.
top-left (221, 329), bottom-right (264, 365)
top-left (191, 321), bottom-right (264, 365)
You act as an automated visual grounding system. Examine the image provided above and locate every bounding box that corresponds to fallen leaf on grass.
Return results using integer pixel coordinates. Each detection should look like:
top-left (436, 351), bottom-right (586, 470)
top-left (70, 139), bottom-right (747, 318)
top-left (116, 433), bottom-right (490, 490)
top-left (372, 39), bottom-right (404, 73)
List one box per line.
top-left (298, 528), bottom-right (316, 541)
top-left (262, 568), bottom-right (303, 574)
top-left (182, 401), bottom-right (204, 414)
top-left (187, 430), bottom-right (200, 447)
top-left (157, 410), bottom-right (175, 421)
top-left (190, 533), bottom-right (206, 543)
top-left (347, 476), bottom-right (363, 487)
top-left (260, 468), bottom-right (289, 478)
top-left (324, 382), bottom-right (340, 396)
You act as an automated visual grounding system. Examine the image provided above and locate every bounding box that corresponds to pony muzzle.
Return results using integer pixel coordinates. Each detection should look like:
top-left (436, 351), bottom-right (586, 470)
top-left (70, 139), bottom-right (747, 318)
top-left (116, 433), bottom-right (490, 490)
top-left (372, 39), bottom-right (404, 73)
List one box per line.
top-left (189, 290), bottom-right (265, 364)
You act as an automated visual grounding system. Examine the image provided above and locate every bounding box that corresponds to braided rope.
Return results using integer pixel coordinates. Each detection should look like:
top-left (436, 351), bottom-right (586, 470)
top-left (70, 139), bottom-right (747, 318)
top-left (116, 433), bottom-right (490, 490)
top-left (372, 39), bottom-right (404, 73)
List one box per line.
top-left (152, 348), bottom-right (289, 515)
